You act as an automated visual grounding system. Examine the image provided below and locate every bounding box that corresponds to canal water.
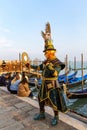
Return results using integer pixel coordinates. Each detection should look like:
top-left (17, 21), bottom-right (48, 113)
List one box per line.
top-left (65, 83), bottom-right (87, 117)
top-left (67, 61), bottom-right (87, 117)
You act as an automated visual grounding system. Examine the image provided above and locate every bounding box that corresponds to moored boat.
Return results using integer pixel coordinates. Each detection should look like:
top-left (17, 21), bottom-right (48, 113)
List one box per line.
top-left (58, 70), bottom-right (78, 83)
top-left (63, 83), bottom-right (87, 99)
top-left (67, 88), bottom-right (87, 99)
top-left (65, 74), bottom-right (87, 89)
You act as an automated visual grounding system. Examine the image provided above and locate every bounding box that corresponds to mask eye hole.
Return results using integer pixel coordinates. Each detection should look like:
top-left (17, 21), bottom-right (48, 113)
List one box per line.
top-left (45, 51), bottom-right (48, 55)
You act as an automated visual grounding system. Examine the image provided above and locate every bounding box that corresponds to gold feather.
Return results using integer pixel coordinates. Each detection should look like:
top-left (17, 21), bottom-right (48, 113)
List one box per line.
top-left (45, 22), bottom-right (51, 34)
top-left (41, 31), bottom-right (45, 39)
top-left (41, 22), bottom-right (51, 40)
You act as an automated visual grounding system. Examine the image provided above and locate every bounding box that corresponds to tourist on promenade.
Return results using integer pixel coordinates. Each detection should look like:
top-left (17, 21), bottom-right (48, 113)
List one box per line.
top-left (32, 23), bottom-right (68, 126)
top-left (0, 73), bottom-right (12, 87)
top-left (17, 76), bottom-right (33, 98)
top-left (7, 72), bottom-right (21, 94)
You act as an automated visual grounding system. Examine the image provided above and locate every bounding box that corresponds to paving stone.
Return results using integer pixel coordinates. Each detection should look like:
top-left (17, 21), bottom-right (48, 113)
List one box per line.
top-left (0, 118), bottom-right (17, 128)
top-left (0, 88), bottom-right (86, 130)
top-left (0, 112), bottom-right (14, 120)
top-left (21, 105), bottom-right (34, 112)
top-left (15, 102), bottom-right (29, 108)
top-left (0, 122), bottom-right (24, 130)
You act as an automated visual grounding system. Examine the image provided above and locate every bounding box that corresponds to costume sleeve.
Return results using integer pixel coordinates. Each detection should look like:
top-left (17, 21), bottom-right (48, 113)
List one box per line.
top-left (31, 65), bottom-right (38, 70)
top-left (46, 63), bottom-right (61, 77)
top-left (31, 64), bottom-right (43, 71)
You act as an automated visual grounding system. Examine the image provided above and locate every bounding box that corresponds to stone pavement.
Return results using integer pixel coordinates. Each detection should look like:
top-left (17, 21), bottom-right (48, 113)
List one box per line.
top-left (0, 88), bottom-right (87, 130)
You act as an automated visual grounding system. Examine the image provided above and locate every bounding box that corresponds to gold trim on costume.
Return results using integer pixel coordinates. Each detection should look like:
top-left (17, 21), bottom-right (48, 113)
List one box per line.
top-left (52, 71), bottom-right (58, 77)
top-left (48, 89), bottom-right (58, 111)
top-left (42, 77), bottom-right (57, 80)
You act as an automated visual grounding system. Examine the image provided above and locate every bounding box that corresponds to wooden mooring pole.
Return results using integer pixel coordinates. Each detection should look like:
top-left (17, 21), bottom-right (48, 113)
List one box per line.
top-left (74, 56), bottom-right (76, 71)
top-left (65, 54), bottom-right (68, 84)
top-left (81, 53), bottom-right (84, 91)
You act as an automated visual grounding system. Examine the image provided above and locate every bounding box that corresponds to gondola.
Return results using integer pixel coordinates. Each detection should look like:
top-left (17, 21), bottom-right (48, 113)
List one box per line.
top-left (66, 88), bottom-right (87, 99)
top-left (58, 70), bottom-right (78, 83)
top-left (65, 74), bottom-right (87, 88)
top-left (58, 69), bottom-right (71, 78)
top-left (62, 84), bottom-right (87, 99)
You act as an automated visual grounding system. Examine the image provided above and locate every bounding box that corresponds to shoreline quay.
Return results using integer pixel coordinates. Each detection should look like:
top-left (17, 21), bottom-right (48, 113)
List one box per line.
top-left (0, 87), bottom-right (87, 130)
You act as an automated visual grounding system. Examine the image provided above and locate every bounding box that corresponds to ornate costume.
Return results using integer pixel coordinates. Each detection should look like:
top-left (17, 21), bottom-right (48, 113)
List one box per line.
top-left (33, 22), bottom-right (68, 126)
top-left (38, 58), bottom-right (67, 112)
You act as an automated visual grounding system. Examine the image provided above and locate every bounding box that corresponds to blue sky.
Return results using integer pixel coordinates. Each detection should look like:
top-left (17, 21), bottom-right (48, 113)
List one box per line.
top-left (0, 0), bottom-right (87, 61)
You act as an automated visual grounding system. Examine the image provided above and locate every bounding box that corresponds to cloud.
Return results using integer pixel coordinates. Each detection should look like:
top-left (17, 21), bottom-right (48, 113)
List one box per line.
top-left (0, 37), bottom-right (14, 47)
top-left (3, 28), bottom-right (11, 33)
top-left (0, 27), bottom-right (11, 33)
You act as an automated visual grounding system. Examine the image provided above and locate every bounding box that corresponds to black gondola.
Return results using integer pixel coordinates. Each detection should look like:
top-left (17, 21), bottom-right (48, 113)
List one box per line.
top-left (67, 88), bottom-right (87, 99)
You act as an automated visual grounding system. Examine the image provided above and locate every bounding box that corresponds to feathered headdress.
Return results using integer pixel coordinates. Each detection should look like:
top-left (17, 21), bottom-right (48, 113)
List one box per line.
top-left (41, 22), bottom-right (51, 41)
top-left (41, 22), bottom-right (56, 52)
